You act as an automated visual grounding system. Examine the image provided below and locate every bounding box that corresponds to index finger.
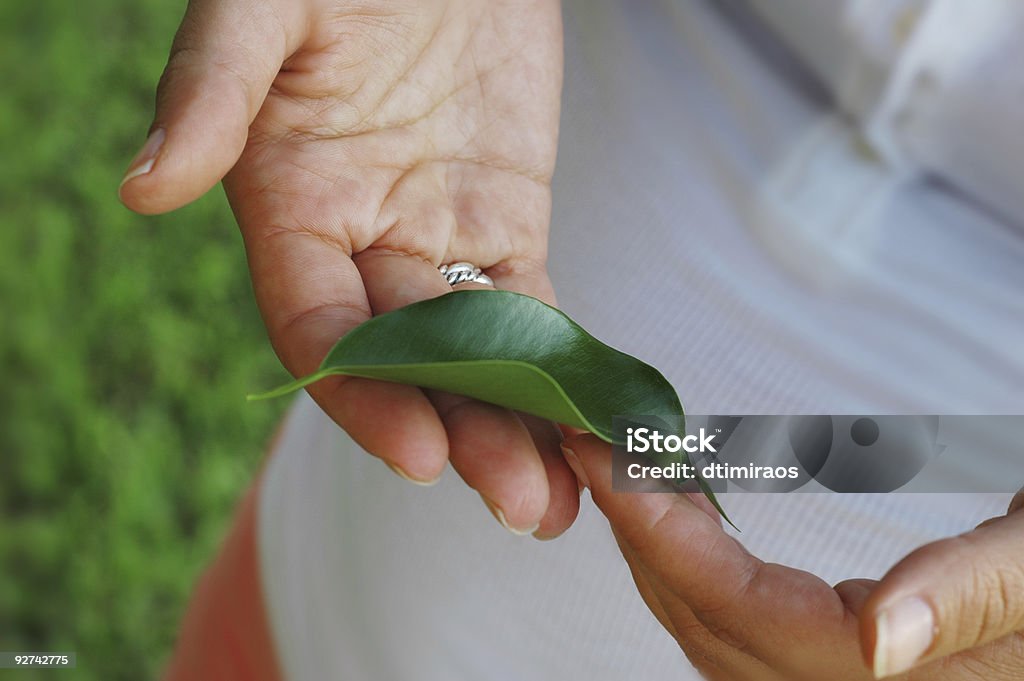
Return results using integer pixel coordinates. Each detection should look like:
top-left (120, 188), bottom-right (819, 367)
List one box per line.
top-left (564, 434), bottom-right (869, 678)
top-left (562, 434), bottom-right (762, 613)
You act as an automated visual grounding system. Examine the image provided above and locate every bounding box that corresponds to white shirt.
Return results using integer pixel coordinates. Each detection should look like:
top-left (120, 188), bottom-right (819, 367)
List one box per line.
top-left (257, 1), bottom-right (1023, 679)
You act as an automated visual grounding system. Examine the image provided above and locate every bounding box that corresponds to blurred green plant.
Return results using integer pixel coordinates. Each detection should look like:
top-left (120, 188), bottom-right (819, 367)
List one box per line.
top-left (0, 2), bottom-right (288, 678)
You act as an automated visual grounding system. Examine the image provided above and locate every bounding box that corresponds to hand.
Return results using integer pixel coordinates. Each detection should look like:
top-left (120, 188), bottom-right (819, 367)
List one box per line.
top-left (119, 0), bottom-right (579, 538)
top-left (563, 434), bottom-right (1024, 680)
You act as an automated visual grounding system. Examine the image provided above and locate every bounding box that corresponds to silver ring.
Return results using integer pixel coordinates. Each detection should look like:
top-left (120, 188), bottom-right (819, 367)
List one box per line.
top-left (439, 262), bottom-right (494, 287)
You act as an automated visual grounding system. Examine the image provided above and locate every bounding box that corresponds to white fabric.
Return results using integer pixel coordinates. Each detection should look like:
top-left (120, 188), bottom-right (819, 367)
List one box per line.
top-left (257, 1), bottom-right (1023, 679)
top-left (746, 0), bottom-right (1024, 222)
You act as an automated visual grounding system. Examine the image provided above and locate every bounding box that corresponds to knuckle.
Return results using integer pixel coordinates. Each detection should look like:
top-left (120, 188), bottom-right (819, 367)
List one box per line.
top-left (156, 45), bottom-right (201, 98)
top-left (957, 538), bottom-right (1024, 646)
top-left (279, 300), bottom-right (369, 338)
top-left (980, 566), bottom-right (1024, 638)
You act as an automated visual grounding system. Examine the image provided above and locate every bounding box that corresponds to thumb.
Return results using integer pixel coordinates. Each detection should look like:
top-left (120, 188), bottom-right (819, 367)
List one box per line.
top-left (862, 491), bottom-right (1024, 678)
top-left (118, 0), bottom-right (307, 214)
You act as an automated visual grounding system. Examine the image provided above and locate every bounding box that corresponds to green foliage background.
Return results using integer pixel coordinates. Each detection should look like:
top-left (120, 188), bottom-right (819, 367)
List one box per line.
top-left (0, 2), bottom-right (289, 678)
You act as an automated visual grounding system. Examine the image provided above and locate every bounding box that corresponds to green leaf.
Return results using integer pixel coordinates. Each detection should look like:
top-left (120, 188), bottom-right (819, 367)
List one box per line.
top-left (250, 289), bottom-right (731, 524)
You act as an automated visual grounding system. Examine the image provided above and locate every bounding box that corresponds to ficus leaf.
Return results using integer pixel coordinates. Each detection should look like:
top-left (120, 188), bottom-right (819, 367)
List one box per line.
top-left (250, 289), bottom-right (730, 523)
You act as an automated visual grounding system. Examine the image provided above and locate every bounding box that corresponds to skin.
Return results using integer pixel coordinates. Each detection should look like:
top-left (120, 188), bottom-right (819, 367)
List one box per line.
top-left (564, 435), bottom-right (1024, 680)
top-left (119, 0), bottom-right (578, 538)
top-left (122, 0), bottom-right (1023, 676)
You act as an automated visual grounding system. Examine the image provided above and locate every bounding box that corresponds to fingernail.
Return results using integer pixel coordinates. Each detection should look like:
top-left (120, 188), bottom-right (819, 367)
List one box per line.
top-left (532, 527), bottom-right (564, 541)
top-left (873, 597), bottom-right (935, 678)
top-left (120, 128), bottom-right (166, 190)
top-left (386, 462), bottom-right (440, 487)
top-left (480, 495), bottom-right (539, 536)
top-left (561, 444), bottom-right (589, 489)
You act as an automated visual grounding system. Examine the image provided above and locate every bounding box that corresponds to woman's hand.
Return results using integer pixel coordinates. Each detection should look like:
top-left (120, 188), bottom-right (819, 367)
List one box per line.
top-left (119, 0), bottom-right (579, 538)
top-left (563, 434), bottom-right (1024, 680)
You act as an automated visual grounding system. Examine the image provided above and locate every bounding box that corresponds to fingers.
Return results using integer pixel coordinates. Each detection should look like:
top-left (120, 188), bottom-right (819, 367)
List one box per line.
top-left (356, 250), bottom-right (555, 533)
top-left (520, 414), bottom-right (579, 539)
top-left (835, 579), bottom-right (881, 617)
top-left (319, 374), bottom-right (449, 484)
top-left (614, 535), bottom-right (679, 638)
top-left (438, 396), bottom-right (549, 534)
top-left (119, 0), bottom-right (308, 214)
top-left (563, 434), bottom-right (762, 614)
top-left (458, 263), bottom-right (576, 536)
top-left (250, 233), bottom-right (449, 482)
top-left (617, 539), bottom-right (767, 681)
top-left (565, 434), bottom-right (868, 678)
top-left (862, 498), bottom-right (1024, 678)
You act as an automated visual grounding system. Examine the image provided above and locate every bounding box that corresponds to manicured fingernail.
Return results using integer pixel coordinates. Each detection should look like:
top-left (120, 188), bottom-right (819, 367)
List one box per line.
top-left (120, 128), bottom-right (166, 190)
top-left (480, 495), bottom-right (539, 536)
top-left (386, 462), bottom-right (440, 487)
top-left (873, 597), bottom-right (935, 678)
top-left (561, 444), bottom-right (589, 489)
